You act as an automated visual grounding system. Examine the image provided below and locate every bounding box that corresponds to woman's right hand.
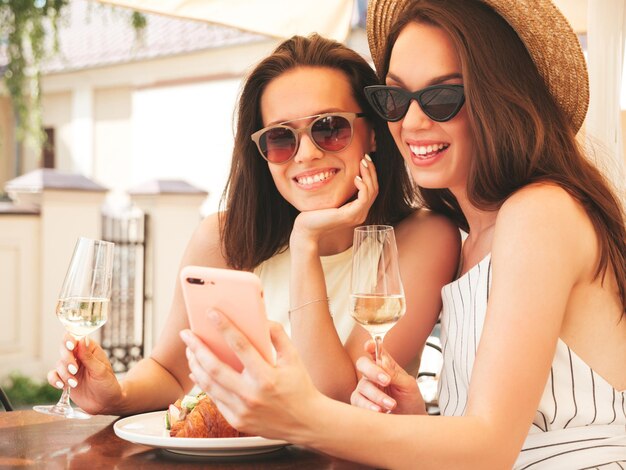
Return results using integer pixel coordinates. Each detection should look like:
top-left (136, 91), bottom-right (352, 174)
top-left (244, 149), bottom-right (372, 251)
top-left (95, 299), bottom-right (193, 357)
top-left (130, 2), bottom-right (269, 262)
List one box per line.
top-left (47, 334), bottom-right (123, 415)
top-left (351, 339), bottom-right (425, 415)
top-left (290, 154), bottom-right (379, 247)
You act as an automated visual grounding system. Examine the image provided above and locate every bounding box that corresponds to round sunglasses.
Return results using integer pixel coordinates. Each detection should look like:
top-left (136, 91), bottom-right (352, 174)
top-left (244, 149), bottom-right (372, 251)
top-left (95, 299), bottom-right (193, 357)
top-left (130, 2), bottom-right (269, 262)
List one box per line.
top-left (364, 84), bottom-right (465, 122)
top-left (251, 112), bottom-right (365, 164)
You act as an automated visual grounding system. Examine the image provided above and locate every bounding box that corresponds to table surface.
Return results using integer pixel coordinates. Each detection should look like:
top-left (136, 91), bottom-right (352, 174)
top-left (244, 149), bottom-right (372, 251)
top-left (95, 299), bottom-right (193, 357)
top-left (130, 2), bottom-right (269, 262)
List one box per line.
top-left (0, 410), bottom-right (372, 469)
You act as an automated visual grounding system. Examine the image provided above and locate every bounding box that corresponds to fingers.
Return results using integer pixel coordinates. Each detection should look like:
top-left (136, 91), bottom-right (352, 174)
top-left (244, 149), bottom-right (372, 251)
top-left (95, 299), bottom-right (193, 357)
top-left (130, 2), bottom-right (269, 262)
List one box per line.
top-left (210, 310), bottom-right (271, 376)
top-left (359, 153), bottom-right (379, 198)
top-left (351, 377), bottom-right (396, 412)
top-left (47, 369), bottom-right (66, 390)
top-left (180, 327), bottom-right (246, 393)
top-left (356, 355), bottom-right (391, 387)
top-left (269, 321), bottom-right (296, 365)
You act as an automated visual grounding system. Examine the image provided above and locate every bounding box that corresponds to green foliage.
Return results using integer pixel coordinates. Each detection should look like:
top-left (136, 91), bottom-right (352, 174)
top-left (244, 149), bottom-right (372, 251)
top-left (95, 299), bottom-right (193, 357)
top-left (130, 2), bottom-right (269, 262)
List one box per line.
top-left (3, 372), bottom-right (59, 406)
top-left (0, 1), bottom-right (148, 149)
top-left (1, 0), bottom-right (70, 148)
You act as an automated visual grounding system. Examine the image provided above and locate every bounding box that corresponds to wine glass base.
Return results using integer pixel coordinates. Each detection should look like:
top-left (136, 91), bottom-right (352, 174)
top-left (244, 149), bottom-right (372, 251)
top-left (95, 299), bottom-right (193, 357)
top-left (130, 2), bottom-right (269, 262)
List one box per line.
top-left (33, 404), bottom-right (91, 420)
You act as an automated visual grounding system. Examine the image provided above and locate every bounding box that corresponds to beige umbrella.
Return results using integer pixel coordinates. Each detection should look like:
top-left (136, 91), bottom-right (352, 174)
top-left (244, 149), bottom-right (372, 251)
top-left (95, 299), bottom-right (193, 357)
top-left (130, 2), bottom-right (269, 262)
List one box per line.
top-left (96, 0), bottom-right (356, 42)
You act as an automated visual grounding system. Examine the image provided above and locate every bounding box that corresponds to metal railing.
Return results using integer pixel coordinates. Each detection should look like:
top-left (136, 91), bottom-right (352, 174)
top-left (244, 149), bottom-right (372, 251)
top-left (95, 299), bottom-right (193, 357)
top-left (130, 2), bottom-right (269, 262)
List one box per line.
top-left (101, 207), bottom-right (146, 373)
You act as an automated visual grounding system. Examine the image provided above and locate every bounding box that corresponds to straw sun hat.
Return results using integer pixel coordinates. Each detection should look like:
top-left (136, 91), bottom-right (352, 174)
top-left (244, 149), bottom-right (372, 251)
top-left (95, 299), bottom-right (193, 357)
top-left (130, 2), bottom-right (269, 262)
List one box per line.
top-left (366, 0), bottom-right (589, 132)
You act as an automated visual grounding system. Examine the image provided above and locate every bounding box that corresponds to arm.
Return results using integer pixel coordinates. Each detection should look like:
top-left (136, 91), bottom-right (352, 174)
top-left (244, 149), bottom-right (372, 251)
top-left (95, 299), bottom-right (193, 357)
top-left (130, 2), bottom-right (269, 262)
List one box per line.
top-left (287, 156), bottom-right (378, 401)
top-left (183, 184), bottom-right (597, 468)
top-left (48, 213), bottom-right (230, 415)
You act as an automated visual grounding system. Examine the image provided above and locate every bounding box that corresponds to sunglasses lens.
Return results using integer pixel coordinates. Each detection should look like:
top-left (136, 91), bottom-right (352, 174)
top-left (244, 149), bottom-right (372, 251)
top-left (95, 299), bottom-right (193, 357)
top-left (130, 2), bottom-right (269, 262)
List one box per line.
top-left (259, 127), bottom-right (297, 163)
top-left (420, 87), bottom-right (464, 121)
top-left (370, 88), bottom-right (411, 121)
top-left (311, 115), bottom-right (353, 151)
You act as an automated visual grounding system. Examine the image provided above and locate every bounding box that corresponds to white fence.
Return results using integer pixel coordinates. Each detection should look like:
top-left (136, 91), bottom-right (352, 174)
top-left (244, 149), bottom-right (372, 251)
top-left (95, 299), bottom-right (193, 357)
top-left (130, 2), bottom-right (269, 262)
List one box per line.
top-left (0, 170), bottom-right (207, 381)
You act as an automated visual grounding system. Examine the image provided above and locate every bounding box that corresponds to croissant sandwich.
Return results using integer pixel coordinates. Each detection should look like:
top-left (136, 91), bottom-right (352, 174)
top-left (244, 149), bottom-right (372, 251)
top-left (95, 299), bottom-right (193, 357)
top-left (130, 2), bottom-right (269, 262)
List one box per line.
top-left (165, 392), bottom-right (250, 438)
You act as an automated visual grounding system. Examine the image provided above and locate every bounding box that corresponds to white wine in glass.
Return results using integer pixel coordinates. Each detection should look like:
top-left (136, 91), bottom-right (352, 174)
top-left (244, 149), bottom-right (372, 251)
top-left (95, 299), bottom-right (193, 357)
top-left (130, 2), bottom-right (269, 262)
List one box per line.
top-left (34, 237), bottom-right (114, 419)
top-left (350, 225), bottom-right (406, 365)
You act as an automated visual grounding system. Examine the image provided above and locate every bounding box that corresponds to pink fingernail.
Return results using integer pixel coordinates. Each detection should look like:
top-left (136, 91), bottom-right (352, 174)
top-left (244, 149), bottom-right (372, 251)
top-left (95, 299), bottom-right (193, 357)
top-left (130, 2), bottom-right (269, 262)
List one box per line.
top-left (378, 373), bottom-right (390, 385)
top-left (383, 398), bottom-right (395, 409)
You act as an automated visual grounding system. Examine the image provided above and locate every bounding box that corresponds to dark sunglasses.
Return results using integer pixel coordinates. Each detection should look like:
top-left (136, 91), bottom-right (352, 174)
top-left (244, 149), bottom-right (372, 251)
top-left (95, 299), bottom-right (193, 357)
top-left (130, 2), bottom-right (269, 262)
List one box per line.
top-left (364, 84), bottom-right (465, 122)
top-left (251, 112), bottom-right (365, 164)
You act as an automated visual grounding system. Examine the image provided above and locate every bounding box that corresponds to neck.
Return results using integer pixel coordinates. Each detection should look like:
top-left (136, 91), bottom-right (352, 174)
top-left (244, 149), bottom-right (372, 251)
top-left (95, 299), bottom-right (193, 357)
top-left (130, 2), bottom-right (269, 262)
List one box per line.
top-left (452, 187), bottom-right (498, 240)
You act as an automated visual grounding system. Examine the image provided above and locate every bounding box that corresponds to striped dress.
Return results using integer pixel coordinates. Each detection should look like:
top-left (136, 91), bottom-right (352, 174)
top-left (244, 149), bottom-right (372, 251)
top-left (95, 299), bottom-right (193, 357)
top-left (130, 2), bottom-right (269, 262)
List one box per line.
top-left (438, 253), bottom-right (626, 469)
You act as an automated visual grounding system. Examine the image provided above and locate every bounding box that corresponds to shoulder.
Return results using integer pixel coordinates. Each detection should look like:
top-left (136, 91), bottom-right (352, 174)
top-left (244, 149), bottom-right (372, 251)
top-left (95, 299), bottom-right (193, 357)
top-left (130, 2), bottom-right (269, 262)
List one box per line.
top-left (181, 212), bottom-right (229, 269)
top-left (497, 183), bottom-right (592, 237)
top-left (394, 208), bottom-right (461, 270)
top-left (493, 183), bottom-right (596, 276)
top-left (395, 208), bottom-right (461, 249)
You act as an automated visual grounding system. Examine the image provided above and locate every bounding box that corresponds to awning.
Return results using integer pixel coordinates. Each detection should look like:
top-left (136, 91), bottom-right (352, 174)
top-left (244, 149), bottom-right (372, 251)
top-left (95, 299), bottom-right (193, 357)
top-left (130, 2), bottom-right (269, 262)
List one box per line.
top-left (96, 0), bottom-right (355, 42)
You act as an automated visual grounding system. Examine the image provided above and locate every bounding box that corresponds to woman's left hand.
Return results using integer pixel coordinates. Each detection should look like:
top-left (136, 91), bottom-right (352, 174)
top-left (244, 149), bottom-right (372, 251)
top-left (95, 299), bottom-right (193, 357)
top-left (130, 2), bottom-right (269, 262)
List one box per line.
top-left (180, 313), bottom-right (321, 440)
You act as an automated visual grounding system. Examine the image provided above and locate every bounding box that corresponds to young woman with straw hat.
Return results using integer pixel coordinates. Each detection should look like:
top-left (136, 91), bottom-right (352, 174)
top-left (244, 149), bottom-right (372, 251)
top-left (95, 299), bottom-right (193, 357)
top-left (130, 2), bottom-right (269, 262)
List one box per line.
top-left (180, 0), bottom-right (626, 467)
top-left (48, 34), bottom-right (459, 414)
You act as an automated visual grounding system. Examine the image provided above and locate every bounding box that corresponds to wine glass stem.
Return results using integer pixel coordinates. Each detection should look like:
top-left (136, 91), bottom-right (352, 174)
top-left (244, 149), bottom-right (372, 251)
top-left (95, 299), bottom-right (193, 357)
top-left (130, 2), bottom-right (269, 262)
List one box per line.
top-left (374, 335), bottom-right (384, 365)
top-left (52, 385), bottom-right (72, 412)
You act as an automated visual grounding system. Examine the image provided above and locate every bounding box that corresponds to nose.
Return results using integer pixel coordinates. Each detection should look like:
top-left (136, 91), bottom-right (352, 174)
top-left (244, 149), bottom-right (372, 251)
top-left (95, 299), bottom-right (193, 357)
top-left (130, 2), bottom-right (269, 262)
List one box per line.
top-left (401, 100), bottom-right (433, 132)
top-left (293, 132), bottom-right (324, 163)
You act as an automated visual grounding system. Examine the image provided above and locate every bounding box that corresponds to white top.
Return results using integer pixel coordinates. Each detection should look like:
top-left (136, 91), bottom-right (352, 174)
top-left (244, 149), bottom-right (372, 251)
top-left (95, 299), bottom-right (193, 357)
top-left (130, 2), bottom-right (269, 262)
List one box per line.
top-left (253, 246), bottom-right (354, 343)
top-left (438, 253), bottom-right (626, 469)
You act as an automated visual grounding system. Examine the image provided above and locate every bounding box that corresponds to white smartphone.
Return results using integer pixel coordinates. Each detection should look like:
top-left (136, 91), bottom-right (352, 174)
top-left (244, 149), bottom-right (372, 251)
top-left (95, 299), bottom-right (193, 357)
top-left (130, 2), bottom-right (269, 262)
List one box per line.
top-left (180, 266), bottom-right (273, 372)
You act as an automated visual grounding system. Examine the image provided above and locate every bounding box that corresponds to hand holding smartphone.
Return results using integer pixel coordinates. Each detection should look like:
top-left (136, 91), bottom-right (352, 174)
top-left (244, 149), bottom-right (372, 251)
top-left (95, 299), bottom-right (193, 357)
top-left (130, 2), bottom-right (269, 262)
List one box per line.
top-left (180, 266), bottom-right (273, 372)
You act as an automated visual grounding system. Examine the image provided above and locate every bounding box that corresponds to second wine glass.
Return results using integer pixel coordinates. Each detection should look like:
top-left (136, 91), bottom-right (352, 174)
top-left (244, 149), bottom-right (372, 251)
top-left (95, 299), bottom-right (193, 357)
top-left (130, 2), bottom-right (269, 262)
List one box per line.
top-left (350, 225), bottom-right (406, 365)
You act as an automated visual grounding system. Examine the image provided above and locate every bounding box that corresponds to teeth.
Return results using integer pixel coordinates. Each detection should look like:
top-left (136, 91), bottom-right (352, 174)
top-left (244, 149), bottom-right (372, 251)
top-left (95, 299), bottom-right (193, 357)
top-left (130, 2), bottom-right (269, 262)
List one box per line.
top-left (409, 143), bottom-right (448, 157)
top-left (296, 170), bottom-right (336, 185)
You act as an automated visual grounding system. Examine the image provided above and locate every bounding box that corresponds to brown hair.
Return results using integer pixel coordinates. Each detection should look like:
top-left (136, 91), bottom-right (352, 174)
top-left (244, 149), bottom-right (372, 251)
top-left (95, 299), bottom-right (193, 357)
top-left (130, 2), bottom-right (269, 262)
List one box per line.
top-left (382, 0), bottom-right (626, 312)
top-left (220, 34), bottom-right (415, 271)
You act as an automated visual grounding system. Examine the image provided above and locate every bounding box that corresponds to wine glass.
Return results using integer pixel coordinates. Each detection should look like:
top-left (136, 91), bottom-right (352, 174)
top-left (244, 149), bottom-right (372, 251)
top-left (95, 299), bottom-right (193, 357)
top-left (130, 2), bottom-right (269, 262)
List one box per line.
top-left (34, 237), bottom-right (114, 419)
top-left (350, 225), bottom-right (406, 368)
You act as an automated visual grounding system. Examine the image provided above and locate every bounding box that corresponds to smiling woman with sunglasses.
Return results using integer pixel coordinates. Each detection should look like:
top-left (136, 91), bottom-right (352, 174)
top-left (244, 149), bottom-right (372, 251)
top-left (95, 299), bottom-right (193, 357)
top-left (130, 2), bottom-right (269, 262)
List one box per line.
top-left (45, 34), bottom-right (460, 415)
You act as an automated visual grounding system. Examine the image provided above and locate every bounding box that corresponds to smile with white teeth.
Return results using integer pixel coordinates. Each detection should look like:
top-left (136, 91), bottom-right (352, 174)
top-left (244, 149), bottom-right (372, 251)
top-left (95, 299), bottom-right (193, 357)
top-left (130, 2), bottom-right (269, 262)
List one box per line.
top-left (295, 169), bottom-right (337, 186)
top-left (409, 143), bottom-right (450, 159)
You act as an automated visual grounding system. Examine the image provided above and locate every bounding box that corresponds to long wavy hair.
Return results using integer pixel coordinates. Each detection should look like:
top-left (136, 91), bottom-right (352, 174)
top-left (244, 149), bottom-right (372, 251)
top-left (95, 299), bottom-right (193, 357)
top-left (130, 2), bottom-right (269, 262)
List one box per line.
top-left (220, 34), bottom-right (415, 271)
top-left (381, 0), bottom-right (626, 312)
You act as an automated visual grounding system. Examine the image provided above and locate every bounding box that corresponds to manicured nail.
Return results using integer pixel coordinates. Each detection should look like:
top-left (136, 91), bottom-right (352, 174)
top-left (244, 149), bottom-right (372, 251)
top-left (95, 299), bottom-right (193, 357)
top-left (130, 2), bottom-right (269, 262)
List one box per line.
top-left (355, 175), bottom-right (363, 182)
top-left (68, 378), bottom-right (78, 388)
top-left (66, 341), bottom-right (75, 351)
top-left (68, 364), bottom-right (78, 375)
top-left (361, 158), bottom-right (369, 168)
top-left (208, 310), bottom-right (220, 324)
top-left (364, 153), bottom-right (373, 162)
top-left (370, 404), bottom-right (380, 412)
top-left (55, 381), bottom-right (64, 389)
top-left (180, 330), bottom-right (191, 343)
top-left (378, 373), bottom-right (390, 385)
top-left (383, 398), bottom-right (395, 409)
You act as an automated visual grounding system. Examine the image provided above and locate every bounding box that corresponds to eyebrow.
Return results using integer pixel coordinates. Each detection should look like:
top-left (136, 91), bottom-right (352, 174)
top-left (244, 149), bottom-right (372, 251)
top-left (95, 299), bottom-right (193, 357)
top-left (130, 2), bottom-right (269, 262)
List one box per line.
top-left (386, 72), bottom-right (463, 88)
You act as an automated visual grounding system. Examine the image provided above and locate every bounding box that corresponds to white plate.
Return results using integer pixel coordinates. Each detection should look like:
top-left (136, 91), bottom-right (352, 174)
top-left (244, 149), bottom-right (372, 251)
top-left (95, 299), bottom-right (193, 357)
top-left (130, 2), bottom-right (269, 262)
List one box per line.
top-left (114, 411), bottom-right (289, 456)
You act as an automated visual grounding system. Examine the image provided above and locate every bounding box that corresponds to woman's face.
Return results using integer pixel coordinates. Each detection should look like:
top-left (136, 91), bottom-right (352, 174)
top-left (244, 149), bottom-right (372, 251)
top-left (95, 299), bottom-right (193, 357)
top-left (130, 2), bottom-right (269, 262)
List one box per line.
top-left (259, 66), bottom-right (375, 212)
top-left (387, 22), bottom-right (473, 193)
